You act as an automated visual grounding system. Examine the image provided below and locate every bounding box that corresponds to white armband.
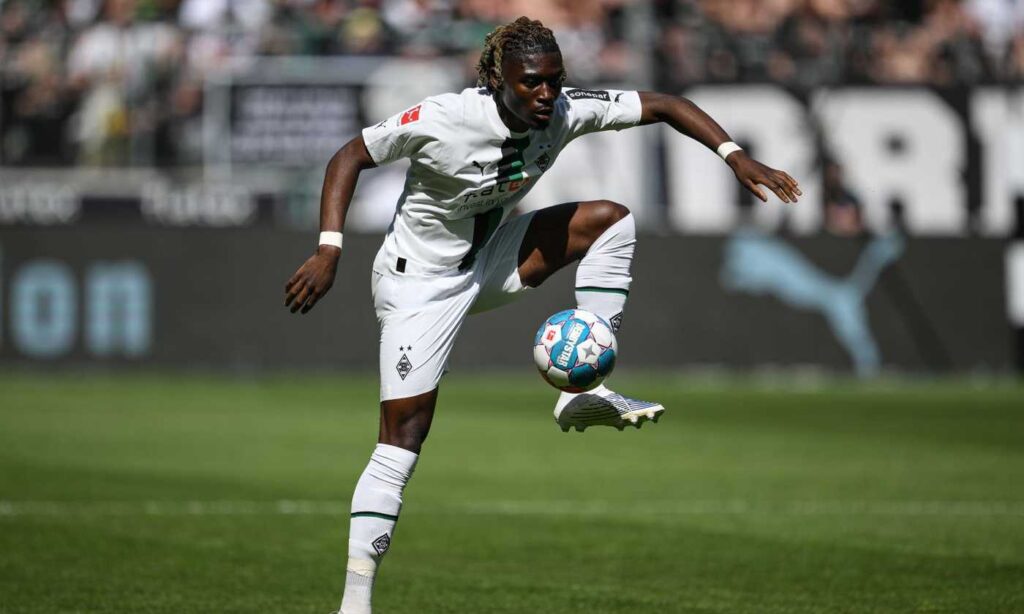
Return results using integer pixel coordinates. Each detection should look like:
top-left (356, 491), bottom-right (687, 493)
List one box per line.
top-left (716, 141), bottom-right (742, 161)
top-left (318, 231), bottom-right (343, 249)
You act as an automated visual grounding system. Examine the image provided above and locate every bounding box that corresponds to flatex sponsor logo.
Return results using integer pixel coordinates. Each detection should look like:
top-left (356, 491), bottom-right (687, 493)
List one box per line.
top-left (454, 177), bottom-right (534, 214)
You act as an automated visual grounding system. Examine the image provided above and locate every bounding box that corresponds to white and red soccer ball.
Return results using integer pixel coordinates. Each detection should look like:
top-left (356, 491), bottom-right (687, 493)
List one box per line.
top-left (533, 309), bottom-right (617, 392)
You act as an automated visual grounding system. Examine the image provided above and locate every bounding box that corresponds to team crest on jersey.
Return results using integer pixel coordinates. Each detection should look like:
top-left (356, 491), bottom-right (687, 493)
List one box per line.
top-left (400, 104), bottom-right (422, 125)
top-left (536, 152), bottom-right (551, 171)
top-left (566, 89), bottom-right (611, 102)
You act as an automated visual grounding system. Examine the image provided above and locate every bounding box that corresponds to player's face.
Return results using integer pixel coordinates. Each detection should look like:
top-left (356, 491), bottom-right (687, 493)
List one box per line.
top-left (497, 51), bottom-right (563, 131)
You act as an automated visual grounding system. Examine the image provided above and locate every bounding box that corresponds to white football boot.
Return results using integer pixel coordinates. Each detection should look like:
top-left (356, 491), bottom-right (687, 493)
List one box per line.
top-left (554, 385), bottom-right (664, 432)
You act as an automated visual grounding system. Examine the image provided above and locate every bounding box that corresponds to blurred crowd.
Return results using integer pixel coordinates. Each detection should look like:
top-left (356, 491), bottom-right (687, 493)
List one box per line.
top-left (1, 0), bottom-right (1022, 166)
top-left (658, 0), bottom-right (1024, 90)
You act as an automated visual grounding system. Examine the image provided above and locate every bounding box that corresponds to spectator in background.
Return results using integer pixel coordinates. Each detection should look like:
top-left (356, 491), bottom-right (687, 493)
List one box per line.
top-left (382, 0), bottom-right (448, 43)
top-left (178, 0), bottom-right (271, 33)
top-left (655, 0), bottom-right (1002, 88)
top-left (770, 0), bottom-right (852, 87)
top-left (1, 0), bottom-right (1022, 168)
top-left (964, 0), bottom-right (1024, 77)
top-left (337, 2), bottom-right (393, 54)
top-left (1011, 27), bottom-right (1024, 77)
top-left (67, 0), bottom-right (181, 164)
top-left (1, 1), bottom-right (75, 165)
top-left (822, 157), bottom-right (865, 237)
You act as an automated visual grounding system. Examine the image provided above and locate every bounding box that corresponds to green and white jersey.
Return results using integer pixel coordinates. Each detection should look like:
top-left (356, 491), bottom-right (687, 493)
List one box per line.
top-left (361, 86), bottom-right (642, 275)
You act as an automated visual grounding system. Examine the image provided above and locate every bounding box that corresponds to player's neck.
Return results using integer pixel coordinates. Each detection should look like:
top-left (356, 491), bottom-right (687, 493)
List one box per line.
top-left (494, 96), bottom-right (531, 134)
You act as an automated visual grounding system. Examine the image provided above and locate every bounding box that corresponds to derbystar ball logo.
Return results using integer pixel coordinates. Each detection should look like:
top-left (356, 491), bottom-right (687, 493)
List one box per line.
top-left (400, 105), bottom-right (422, 125)
top-left (557, 322), bottom-right (585, 366)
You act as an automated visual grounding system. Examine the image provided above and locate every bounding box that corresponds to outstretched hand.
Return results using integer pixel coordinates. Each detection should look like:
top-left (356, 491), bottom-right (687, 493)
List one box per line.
top-left (284, 247), bottom-right (340, 314)
top-left (727, 151), bottom-right (802, 204)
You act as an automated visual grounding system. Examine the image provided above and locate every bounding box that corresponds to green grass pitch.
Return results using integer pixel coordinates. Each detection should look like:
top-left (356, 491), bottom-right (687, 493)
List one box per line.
top-left (1, 373), bottom-right (1022, 613)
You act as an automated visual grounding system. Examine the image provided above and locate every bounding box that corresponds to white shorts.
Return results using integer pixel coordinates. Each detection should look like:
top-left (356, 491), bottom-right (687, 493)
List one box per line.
top-left (371, 212), bottom-right (535, 401)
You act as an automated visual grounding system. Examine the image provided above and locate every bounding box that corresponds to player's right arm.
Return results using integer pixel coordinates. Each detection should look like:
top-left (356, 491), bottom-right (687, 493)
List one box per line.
top-left (284, 135), bottom-right (376, 315)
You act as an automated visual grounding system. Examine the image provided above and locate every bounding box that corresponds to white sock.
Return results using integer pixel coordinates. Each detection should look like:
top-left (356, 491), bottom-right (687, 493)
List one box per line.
top-left (574, 213), bottom-right (634, 331)
top-left (559, 214), bottom-right (635, 408)
top-left (340, 444), bottom-right (419, 614)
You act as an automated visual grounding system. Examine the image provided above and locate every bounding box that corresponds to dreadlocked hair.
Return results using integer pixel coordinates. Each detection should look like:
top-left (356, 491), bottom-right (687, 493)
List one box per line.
top-left (476, 16), bottom-right (565, 91)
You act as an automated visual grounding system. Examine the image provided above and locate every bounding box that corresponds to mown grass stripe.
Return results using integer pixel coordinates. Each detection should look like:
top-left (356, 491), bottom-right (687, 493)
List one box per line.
top-left (3, 500), bottom-right (1024, 517)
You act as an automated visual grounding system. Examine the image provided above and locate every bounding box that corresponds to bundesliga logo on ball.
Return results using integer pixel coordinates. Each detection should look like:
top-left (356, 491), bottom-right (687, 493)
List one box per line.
top-left (533, 309), bottom-right (617, 392)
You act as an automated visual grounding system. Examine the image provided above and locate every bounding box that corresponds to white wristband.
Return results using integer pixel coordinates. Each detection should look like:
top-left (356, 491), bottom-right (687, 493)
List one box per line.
top-left (717, 141), bottom-right (742, 161)
top-left (318, 231), bottom-right (343, 249)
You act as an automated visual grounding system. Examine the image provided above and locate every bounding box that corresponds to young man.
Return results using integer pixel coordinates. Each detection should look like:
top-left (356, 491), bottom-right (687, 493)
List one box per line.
top-left (284, 17), bottom-right (800, 614)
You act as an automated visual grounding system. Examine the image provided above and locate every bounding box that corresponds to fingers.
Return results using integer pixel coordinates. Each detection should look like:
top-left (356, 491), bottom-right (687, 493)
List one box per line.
top-left (776, 171), bottom-right (801, 202)
top-left (285, 272), bottom-right (300, 292)
top-left (744, 179), bottom-right (768, 203)
top-left (738, 158), bottom-right (803, 204)
top-left (781, 171), bottom-right (802, 196)
top-left (285, 255), bottom-right (337, 314)
top-left (289, 284), bottom-right (312, 313)
top-left (767, 180), bottom-right (792, 204)
top-left (284, 280), bottom-right (300, 307)
top-left (285, 275), bottom-right (330, 314)
top-left (284, 270), bottom-right (314, 312)
top-left (758, 171), bottom-right (801, 204)
top-left (301, 294), bottom-right (319, 314)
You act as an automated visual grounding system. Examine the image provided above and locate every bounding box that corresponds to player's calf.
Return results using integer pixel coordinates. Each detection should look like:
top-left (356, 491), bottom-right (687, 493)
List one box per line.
top-left (339, 391), bottom-right (435, 614)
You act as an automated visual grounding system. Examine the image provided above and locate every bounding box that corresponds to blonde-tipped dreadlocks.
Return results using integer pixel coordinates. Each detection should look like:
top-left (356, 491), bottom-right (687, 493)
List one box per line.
top-left (476, 17), bottom-right (565, 91)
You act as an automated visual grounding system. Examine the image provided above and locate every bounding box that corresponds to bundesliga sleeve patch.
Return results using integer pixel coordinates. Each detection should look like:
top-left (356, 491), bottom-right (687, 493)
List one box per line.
top-left (399, 104), bottom-right (422, 125)
top-left (566, 89), bottom-right (611, 102)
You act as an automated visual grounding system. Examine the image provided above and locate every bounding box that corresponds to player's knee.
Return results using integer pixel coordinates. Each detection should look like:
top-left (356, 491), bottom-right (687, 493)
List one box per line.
top-left (380, 421), bottom-right (429, 453)
top-left (588, 200), bottom-right (631, 233)
top-left (382, 431), bottom-right (427, 453)
top-left (379, 392), bottom-right (437, 454)
top-left (576, 201), bottom-right (631, 254)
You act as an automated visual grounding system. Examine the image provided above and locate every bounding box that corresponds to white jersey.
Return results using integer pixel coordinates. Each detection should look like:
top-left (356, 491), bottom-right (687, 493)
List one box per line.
top-left (361, 86), bottom-right (643, 275)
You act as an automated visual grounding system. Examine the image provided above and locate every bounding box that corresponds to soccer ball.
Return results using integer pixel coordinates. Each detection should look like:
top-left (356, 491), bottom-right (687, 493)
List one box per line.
top-left (533, 309), bottom-right (617, 392)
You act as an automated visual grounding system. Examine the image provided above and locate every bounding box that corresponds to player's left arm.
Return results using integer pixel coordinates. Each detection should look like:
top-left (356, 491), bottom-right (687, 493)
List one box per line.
top-left (637, 91), bottom-right (802, 203)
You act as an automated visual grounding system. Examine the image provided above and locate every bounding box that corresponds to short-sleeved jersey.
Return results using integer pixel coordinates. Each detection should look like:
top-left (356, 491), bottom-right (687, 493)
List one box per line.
top-left (361, 87), bottom-right (642, 276)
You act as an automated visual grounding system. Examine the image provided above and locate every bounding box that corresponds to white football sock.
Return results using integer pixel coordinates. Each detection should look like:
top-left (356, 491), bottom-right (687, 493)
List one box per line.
top-left (559, 213), bottom-right (635, 409)
top-left (574, 213), bottom-right (634, 331)
top-left (340, 444), bottom-right (418, 614)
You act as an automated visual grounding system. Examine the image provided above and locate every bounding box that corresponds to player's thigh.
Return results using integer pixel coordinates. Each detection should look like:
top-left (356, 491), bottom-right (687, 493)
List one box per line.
top-left (516, 200), bottom-right (629, 288)
top-left (375, 273), bottom-right (476, 401)
top-left (470, 211), bottom-right (536, 314)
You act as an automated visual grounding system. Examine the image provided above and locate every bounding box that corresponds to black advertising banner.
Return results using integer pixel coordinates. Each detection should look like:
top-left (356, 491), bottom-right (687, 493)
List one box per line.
top-left (228, 84), bottom-right (362, 167)
top-left (0, 229), bottom-right (1012, 373)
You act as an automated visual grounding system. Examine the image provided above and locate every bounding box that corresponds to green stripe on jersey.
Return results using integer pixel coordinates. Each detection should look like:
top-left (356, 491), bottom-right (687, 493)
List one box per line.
top-left (351, 511), bottom-right (399, 521)
top-left (576, 286), bottom-right (630, 296)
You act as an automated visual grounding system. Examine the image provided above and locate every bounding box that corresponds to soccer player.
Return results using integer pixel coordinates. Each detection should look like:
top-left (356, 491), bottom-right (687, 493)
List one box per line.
top-left (284, 17), bottom-right (800, 614)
